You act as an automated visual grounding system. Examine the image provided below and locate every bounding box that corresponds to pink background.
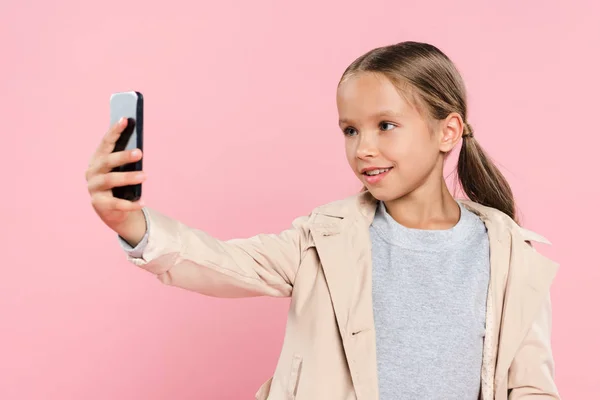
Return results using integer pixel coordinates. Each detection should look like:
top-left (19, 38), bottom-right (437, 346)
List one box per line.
top-left (1, 0), bottom-right (598, 398)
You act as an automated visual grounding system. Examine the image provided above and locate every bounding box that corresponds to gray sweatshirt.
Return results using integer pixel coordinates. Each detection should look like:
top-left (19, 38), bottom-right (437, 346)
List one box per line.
top-left (370, 200), bottom-right (489, 399)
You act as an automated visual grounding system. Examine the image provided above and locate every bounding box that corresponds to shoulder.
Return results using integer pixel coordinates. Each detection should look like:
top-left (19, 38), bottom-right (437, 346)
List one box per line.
top-left (285, 192), bottom-right (363, 232)
top-left (458, 199), bottom-right (552, 246)
top-left (286, 192), bottom-right (371, 238)
top-left (461, 201), bottom-right (559, 276)
top-left (309, 192), bottom-right (367, 219)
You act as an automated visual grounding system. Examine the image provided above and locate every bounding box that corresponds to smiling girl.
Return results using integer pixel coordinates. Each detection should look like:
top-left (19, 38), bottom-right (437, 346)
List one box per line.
top-left (86, 41), bottom-right (559, 399)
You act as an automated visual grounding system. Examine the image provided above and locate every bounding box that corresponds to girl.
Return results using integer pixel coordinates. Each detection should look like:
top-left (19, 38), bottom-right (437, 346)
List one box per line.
top-left (86, 41), bottom-right (559, 400)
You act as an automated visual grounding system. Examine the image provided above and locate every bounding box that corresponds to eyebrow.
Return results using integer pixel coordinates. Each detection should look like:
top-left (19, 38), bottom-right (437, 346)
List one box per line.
top-left (338, 110), bottom-right (403, 126)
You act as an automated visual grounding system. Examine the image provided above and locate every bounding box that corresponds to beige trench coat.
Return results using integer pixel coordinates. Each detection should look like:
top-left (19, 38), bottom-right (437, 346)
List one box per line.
top-left (125, 191), bottom-right (560, 399)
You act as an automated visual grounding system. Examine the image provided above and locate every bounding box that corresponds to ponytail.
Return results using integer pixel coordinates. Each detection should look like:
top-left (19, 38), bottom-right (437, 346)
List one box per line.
top-left (457, 123), bottom-right (517, 222)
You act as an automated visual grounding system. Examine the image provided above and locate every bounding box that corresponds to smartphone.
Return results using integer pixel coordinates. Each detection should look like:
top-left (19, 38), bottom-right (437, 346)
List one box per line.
top-left (109, 91), bottom-right (143, 201)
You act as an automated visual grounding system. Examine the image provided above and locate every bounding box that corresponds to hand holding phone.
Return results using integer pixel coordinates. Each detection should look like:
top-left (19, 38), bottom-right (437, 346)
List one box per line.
top-left (85, 91), bottom-right (147, 246)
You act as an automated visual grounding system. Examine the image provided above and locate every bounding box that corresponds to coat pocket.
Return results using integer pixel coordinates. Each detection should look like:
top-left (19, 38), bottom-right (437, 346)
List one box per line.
top-left (287, 354), bottom-right (303, 400)
top-left (255, 376), bottom-right (273, 400)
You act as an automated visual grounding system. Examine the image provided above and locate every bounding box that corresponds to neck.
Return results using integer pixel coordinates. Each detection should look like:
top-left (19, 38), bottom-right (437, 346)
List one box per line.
top-left (383, 177), bottom-right (461, 230)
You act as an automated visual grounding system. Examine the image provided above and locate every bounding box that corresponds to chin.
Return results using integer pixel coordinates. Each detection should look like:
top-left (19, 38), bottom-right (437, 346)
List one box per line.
top-left (362, 185), bottom-right (408, 202)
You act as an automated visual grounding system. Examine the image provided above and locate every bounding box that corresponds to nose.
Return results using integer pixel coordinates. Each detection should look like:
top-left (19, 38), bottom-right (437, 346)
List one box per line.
top-left (355, 133), bottom-right (379, 159)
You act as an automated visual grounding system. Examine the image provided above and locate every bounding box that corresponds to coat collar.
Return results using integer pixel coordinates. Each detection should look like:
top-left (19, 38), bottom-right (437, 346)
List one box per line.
top-left (314, 191), bottom-right (548, 237)
top-left (309, 190), bottom-right (559, 399)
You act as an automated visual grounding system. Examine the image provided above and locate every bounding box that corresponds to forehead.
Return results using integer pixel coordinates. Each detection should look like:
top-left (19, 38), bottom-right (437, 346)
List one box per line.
top-left (336, 72), bottom-right (417, 120)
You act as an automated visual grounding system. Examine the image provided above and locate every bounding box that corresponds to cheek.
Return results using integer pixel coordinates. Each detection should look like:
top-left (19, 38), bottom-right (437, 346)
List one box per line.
top-left (344, 141), bottom-right (356, 165)
top-left (386, 136), bottom-right (437, 172)
top-left (380, 135), bottom-right (413, 165)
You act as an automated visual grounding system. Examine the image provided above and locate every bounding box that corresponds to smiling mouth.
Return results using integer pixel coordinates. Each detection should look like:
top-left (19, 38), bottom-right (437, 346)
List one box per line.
top-left (362, 167), bottom-right (393, 176)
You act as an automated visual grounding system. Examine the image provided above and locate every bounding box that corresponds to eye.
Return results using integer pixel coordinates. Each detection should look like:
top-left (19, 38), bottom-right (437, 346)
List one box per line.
top-left (343, 127), bottom-right (358, 137)
top-left (380, 122), bottom-right (396, 131)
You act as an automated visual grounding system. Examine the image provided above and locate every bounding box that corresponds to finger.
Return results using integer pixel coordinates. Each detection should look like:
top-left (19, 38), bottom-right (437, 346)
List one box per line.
top-left (87, 148), bottom-right (143, 178)
top-left (87, 170), bottom-right (146, 193)
top-left (93, 117), bottom-right (128, 158)
top-left (91, 194), bottom-right (145, 212)
top-left (112, 197), bottom-right (145, 211)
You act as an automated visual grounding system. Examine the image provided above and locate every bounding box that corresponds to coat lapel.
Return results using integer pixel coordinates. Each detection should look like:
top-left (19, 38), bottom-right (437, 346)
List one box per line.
top-left (460, 201), bottom-right (559, 395)
top-left (493, 232), bottom-right (559, 387)
top-left (461, 200), bottom-right (511, 400)
top-left (310, 194), bottom-right (379, 400)
top-left (310, 214), bottom-right (352, 336)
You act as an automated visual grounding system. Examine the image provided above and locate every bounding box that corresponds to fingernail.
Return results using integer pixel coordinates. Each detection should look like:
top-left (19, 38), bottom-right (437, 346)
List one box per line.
top-left (131, 149), bottom-right (140, 157)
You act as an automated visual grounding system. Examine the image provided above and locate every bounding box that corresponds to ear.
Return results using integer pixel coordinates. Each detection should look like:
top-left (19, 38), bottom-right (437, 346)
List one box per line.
top-left (438, 112), bottom-right (464, 153)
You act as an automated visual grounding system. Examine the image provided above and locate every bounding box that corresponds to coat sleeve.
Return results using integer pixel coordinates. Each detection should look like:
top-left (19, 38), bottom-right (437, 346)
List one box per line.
top-left (124, 207), bottom-right (312, 298)
top-left (507, 294), bottom-right (560, 399)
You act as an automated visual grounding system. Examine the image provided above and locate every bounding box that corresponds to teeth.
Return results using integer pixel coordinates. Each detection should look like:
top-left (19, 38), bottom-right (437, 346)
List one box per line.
top-left (365, 168), bottom-right (391, 176)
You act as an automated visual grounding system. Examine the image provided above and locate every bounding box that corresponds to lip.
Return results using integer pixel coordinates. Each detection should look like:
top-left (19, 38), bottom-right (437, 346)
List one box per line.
top-left (360, 166), bottom-right (393, 174)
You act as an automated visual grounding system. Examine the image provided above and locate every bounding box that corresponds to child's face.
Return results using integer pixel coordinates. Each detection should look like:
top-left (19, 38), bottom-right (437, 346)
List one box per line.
top-left (336, 72), bottom-right (445, 202)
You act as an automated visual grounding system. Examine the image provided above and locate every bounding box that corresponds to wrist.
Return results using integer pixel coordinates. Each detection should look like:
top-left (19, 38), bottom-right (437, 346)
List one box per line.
top-left (116, 210), bottom-right (147, 247)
